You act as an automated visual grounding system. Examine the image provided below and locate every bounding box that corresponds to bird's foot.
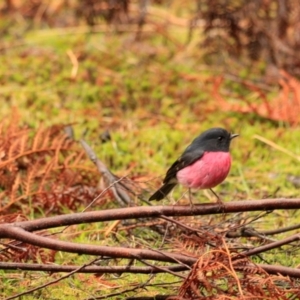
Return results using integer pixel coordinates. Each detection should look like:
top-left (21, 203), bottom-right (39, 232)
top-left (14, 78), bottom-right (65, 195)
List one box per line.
top-left (188, 188), bottom-right (195, 209)
top-left (215, 196), bottom-right (223, 204)
top-left (210, 188), bottom-right (225, 212)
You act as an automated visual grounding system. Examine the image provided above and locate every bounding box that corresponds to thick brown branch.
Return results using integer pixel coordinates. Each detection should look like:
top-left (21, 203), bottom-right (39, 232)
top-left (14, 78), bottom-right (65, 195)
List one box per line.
top-left (3, 198), bottom-right (300, 233)
top-left (0, 226), bottom-right (196, 265)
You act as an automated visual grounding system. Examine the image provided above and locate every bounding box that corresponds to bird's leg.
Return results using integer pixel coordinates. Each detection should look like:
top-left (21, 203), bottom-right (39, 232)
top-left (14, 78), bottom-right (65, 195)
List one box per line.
top-left (188, 188), bottom-right (194, 208)
top-left (210, 188), bottom-right (223, 204)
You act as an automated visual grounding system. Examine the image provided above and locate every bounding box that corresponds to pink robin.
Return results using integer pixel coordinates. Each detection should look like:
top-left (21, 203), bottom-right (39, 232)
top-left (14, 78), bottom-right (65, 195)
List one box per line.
top-left (149, 128), bottom-right (238, 202)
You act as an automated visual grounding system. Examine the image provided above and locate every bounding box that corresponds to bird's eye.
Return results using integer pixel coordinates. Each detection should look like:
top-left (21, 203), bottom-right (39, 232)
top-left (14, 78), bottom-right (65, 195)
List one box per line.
top-left (218, 136), bottom-right (223, 141)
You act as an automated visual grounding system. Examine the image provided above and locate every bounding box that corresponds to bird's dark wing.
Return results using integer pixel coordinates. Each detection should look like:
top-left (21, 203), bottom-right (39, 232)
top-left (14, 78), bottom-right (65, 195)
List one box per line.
top-left (163, 148), bottom-right (205, 184)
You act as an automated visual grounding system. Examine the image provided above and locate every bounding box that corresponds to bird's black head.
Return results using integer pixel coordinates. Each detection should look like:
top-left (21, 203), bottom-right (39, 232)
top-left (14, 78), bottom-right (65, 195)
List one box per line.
top-left (188, 127), bottom-right (238, 152)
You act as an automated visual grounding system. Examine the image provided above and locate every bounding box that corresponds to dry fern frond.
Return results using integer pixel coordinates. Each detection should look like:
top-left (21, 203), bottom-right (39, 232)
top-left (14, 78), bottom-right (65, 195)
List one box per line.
top-left (179, 244), bottom-right (299, 298)
top-left (0, 115), bottom-right (99, 215)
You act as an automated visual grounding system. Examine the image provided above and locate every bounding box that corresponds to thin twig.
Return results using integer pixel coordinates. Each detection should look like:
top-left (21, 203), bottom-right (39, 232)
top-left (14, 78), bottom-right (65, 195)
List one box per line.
top-left (66, 49), bottom-right (78, 79)
top-left (139, 259), bottom-right (186, 279)
top-left (261, 222), bottom-right (300, 236)
top-left (86, 274), bottom-right (155, 300)
top-left (254, 134), bottom-right (300, 162)
top-left (5, 258), bottom-right (100, 300)
top-left (0, 262), bottom-right (188, 274)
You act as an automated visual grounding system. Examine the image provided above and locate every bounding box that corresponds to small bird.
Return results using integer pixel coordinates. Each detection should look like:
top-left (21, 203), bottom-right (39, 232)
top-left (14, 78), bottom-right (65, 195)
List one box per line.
top-left (149, 128), bottom-right (238, 202)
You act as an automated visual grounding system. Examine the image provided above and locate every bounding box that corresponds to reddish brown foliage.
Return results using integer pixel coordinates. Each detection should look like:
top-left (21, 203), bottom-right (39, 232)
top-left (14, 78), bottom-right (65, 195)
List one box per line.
top-left (178, 245), bottom-right (300, 299)
top-left (0, 0), bottom-right (138, 28)
top-left (0, 110), bottom-right (100, 215)
top-left (212, 71), bottom-right (300, 125)
top-left (195, 0), bottom-right (300, 76)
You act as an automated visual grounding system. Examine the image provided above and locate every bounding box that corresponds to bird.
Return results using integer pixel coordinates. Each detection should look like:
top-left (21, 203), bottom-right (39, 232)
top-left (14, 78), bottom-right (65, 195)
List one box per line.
top-left (149, 127), bottom-right (238, 202)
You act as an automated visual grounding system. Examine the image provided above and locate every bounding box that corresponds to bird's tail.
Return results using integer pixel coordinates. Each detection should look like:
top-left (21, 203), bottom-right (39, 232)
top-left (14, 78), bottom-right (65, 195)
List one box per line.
top-left (149, 183), bottom-right (177, 201)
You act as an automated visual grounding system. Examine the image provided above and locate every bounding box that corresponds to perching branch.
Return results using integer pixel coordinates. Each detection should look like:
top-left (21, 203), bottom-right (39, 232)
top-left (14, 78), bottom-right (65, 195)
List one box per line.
top-left (2, 198), bottom-right (300, 233)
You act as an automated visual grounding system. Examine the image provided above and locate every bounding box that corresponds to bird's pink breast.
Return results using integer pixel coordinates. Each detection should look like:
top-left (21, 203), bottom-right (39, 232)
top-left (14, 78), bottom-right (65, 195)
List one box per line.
top-left (176, 151), bottom-right (231, 189)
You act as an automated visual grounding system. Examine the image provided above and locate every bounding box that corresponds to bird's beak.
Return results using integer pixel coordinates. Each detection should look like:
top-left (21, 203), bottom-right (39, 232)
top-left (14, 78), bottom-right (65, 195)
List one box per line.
top-left (230, 133), bottom-right (239, 140)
